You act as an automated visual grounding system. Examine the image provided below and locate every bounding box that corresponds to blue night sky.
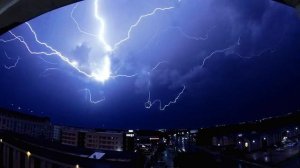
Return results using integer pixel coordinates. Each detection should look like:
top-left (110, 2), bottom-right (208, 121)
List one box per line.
top-left (0, 0), bottom-right (300, 129)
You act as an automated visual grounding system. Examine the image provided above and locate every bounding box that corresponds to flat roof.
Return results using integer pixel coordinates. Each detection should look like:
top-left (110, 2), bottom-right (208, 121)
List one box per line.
top-left (0, 108), bottom-right (50, 123)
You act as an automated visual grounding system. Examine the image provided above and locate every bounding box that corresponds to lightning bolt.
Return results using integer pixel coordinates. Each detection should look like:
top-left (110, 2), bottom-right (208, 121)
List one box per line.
top-left (143, 61), bottom-right (186, 111)
top-left (0, 35), bottom-right (24, 43)
top-left (3, 51), bottom-right (20, 70)
top-left (235, 48), bottom-right (276, 59)
top-left (200, 43), bottom-right (238, 68)
top-left (71, 3), bottom-right (97, 38)
top-left (198, 35), bottom-right (279, 69)
top-left (4, 57), bottom-right (20, 70)
top-left (110, 73), bottom-right (138, 79)
top-left (94, 0), bottom-right (112, 52)
top-left (171, 26), bottom-right (216, 41)
top-left (150, 61), bottom-right (168, 72)
top-left (199, 39), bottom-right (244, 68)
top-left (81, 88), bottom-right (105, 104)
top-left (7, 28), bottom-right (93, 78)
top-left (0, 0), bottom-right (183, 109)
top-left (38, 56), bottom-right (57, 65)
top-left (113, 6), bottom-right (175, 50)
top-left (40, 68), bottom-right (60, 77)
top-left (145, 85), bottom-right (186, 111)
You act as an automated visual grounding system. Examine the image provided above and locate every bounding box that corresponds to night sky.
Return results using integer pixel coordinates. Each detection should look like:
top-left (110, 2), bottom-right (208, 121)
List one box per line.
top-left (0, 0), bottom-right (300, 129)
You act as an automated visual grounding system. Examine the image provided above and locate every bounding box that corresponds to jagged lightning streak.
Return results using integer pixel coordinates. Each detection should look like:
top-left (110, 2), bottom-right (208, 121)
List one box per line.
top-left (150, 61), bottom-right (168, 72)
top-left (7, 29), bottom-right (92, 78)
top-left (82, 88), bottom-right (105, 104)
top-left (3, 51), bottom-right (20, 70)
top-left (143, 61), bottom-right (186, 111)
top-left (1, 0), bottom-right (178, 106)
top-left (199, 39), bottom-right (240, 68)
top-left (71, 3), bottom-right (98, 38)
top-left (171, 26), bottom-right (216, 41)
top-left (38, 56), bottom-right (57, 65)
top-left (4, 23), bottom-right (113, 82)
top-left (234, 48), bottom-right (276, 59)
top-left (94, 0), bottom-right (112, 52)
top-left (110, 73), bottom-right (138, 79)
top-left (4, 57), bottom-right (20, 70)
top-left (113, 6), bottom-right (175, 50)
top-left (198, 36), bottom-right (279, 68)
top-left (145, 85), bottom-right (186, 111)
top-left (40, 68), bottom-right (60, 77)
top-left (69, 0), bottom-right (176, 81)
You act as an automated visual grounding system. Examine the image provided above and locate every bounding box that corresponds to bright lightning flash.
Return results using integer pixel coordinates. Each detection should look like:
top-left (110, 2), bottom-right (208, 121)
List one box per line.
top-left (0, 0), bottom-right (187, 109)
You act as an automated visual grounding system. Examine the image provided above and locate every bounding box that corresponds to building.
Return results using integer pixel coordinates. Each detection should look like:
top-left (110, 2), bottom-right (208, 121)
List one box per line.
top-left (0, 108), bottom-right (51, 139)
top-left (85, 131), bottom-right (124, 151)
top-left (0, 132), bottom-right (145, 168)
top-left (52, 125), bottom-right (62, 142)
top-left (57, 126), bottom-right (125, 151)
top-left (61, 126), bottom-right (89, 147)
top-left (197, 112), bottom-right (300, 153)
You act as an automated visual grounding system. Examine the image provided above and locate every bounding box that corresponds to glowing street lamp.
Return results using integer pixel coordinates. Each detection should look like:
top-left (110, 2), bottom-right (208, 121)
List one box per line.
top-left (26, 151), bottom-right (31, 157)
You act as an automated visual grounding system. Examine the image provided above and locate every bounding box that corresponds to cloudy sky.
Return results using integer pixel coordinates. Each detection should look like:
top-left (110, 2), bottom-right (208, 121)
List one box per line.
top-left (0, 0), bottom-right (300, 129)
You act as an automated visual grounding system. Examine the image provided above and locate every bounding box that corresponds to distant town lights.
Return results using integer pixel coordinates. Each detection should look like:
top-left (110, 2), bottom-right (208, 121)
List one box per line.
top-left (0, 139), bottom-right (2, 143)
top-left (245, 142), bottom-right (249, 148)
top-left (75, 164), bottom-right (80, 168)
top-left (252, 140), bottom-right (256, 143)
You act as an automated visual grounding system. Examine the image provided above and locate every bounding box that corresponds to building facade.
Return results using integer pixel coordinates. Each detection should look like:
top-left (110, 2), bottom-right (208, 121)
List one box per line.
top-left (0, 132), bottom-right (142, 168)
top-left (57, 126), bottom-right (125, 151)
top-left (85, 131), bottom-right (124, 151)
top-left (0, 108), bottom-right (51, 139)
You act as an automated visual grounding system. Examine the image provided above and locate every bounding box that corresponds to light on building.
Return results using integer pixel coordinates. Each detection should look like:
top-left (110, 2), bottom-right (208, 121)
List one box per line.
top-left (245, 142), bottom-right (249, 148)
top-left (126, 133), bottom-right (134, 137)
top-left (296, 127), bottom-right (298, 130)
top-left (217, 143), bottom-right (220, 146)
top-left (252, 140), bottom-right (255, 143)
top-left (26, 151), bottom-right (31, 157)
top-left (0, 139), bottom-right (2, 143)
top-left (75, 164), bottom-right (80, 168)
top-left (282, 136), bottom-right (288, 142)
top-left (263, 137), bottom-right (266, 140)
top-left (238, 141), bottom-right (241, 144)
top-left (286, 130), bottom-right (290, 133)
top-left (128, 130), bottom-right (134, 133)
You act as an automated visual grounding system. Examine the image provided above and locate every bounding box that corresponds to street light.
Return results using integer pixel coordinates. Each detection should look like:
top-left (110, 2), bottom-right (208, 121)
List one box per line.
top-left (26, 151), bottom-right (31, 157)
